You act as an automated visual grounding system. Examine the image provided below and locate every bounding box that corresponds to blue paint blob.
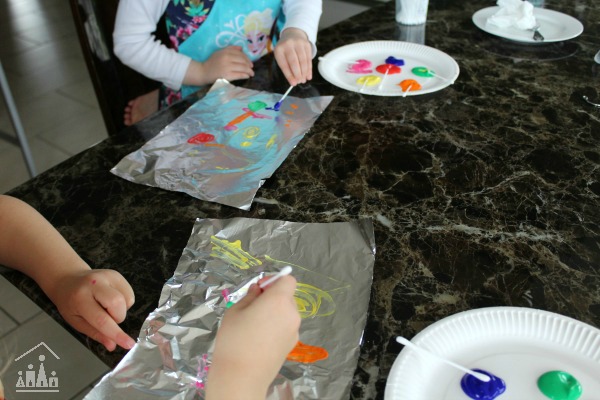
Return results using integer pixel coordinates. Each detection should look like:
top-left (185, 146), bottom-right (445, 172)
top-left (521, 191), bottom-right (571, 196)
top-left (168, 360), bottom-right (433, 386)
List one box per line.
top-left (460, 369), bottom-right (506, 400)
top-left (385, 56), bottom-right (405, 66)
top-left (266, 101), bottom-right (282, 111)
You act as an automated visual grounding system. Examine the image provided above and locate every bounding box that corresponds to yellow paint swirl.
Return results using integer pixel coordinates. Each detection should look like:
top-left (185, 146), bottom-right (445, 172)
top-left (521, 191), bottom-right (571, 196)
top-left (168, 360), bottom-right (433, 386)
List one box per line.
top-left (210, 237), bottom-right (262, 270)
top-left (210, 239), bottom-right (345, 318)
top-left (295, 283), bottom-right (336, 318)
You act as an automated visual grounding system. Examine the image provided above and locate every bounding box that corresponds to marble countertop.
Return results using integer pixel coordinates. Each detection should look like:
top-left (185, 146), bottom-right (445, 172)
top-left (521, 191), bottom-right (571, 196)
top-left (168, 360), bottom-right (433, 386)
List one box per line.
top-left (4, 0), bottom-right (600, 398)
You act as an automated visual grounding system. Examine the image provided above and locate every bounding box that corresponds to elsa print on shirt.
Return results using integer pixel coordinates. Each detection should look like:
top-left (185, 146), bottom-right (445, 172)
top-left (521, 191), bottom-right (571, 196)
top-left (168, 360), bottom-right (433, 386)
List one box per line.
top-left (216, 9), bottom-right (276, 59)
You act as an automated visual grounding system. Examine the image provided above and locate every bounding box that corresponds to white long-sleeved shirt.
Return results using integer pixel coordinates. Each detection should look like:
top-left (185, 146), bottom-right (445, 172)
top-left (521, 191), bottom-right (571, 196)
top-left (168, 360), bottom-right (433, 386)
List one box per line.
top-left (113, 0), bottom-right (322, 90)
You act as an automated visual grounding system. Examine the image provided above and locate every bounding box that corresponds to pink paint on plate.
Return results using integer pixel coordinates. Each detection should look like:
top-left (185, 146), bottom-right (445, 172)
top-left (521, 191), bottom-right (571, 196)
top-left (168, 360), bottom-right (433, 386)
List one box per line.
top-left (347, 59), bottom-right (373, 74)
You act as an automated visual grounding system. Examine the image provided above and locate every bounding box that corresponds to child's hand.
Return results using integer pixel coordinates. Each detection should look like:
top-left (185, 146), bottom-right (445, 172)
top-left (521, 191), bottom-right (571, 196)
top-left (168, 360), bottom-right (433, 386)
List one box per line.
top-left (186, 46), bottom-right (254, 86)
top-left (206, 275), bottom-right (300, 400)
top-left (274, 28), bottom-right (313, 86)
top-left (48, 269), bottom-right (136, 352)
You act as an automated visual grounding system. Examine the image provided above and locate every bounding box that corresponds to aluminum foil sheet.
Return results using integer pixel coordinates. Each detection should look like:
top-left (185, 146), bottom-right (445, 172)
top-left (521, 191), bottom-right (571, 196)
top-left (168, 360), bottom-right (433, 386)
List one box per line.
top-left (111, 80), bottom-right (333, 210)
top-left (86, 217), bottom-right (375, 400)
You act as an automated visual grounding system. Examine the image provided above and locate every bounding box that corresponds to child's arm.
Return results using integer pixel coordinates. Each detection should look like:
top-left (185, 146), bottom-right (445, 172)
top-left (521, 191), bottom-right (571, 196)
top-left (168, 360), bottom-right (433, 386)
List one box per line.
top-left (275, 0), bottom-right (323, 85)
top-left (183, 47), bottom-right (255, 87)
top-left (113, 0), bottom-right (192, 90)
top-left (114, 0), bottom-right (254, 90)
top-left (206, 275), bottom-right (300, 400)
top-left (0, 195), bottom-right (136, 351)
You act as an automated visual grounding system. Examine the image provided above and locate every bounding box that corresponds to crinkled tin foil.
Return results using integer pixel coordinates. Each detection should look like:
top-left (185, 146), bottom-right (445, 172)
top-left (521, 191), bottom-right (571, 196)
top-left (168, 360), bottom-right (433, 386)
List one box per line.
top-left (86, 217), bottom-right (375, 400)
top-left (111, 80), bottom-right (333, 210)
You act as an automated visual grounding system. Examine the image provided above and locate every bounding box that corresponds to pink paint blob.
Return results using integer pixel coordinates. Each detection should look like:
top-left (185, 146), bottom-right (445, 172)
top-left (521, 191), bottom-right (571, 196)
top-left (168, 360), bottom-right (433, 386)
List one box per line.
top-left (347, 59), bottom-right (373, 74)
top-left (91, 280), bottom-right (96, 285)
top-left (221, 289), bottom-right (230, 302)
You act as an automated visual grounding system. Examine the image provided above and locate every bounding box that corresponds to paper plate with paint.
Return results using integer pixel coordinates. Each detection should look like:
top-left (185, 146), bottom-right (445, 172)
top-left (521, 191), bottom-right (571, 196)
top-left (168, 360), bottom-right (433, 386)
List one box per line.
top-left (385, 307), bottom-right (600, 400)
top-left (472, 7), bottom-right (583, 43)
top-left (318, 41), bottom-right (459, 96)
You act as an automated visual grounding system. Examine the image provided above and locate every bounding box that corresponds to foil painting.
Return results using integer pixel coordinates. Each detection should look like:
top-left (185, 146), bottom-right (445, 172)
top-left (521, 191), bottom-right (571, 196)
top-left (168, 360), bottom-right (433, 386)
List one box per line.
top-left (86, 217), bottom-right (376, 400)
top-left (111, 80), bottom-right (333, 210)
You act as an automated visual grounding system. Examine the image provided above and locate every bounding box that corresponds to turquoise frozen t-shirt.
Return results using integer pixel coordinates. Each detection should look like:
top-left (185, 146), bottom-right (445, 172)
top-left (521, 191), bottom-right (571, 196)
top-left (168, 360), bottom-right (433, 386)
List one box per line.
top-left (162, 0), bottom-right (284, 102)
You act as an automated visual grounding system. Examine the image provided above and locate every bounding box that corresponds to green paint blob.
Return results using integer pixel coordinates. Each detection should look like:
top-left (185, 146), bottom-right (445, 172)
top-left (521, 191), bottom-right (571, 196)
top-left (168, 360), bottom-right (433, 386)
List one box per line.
top-left (537, 371), bottom-right (582, 400)
top-left (412, 66), bottom-right (434, 78)
top-left (247, 101), bottom-right (267, 112)
top-left (226, 301), bottom-right (234, 309)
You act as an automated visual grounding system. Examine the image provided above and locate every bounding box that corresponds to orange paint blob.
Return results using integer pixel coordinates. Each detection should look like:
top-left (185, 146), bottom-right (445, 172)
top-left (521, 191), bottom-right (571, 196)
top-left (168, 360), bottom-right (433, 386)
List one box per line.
top-left (290, 104), bottom-right (299, 109)
top-left (398, 79), bottom-right (422, 92)
top-left (286, 341), bottom-right (329, 363)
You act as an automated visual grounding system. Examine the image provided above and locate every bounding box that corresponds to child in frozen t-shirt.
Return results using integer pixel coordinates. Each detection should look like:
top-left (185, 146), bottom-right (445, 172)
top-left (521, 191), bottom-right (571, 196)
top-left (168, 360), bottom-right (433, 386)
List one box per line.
top-left (113, 0), bottom-right (322, 126)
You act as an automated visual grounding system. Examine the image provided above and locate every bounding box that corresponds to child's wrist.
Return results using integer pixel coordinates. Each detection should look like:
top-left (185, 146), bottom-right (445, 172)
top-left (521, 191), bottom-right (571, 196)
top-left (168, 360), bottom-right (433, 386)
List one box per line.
top-left (281, 27), bottom-right (308, 41)
top-left (38, 258), bottom-right (90, 300)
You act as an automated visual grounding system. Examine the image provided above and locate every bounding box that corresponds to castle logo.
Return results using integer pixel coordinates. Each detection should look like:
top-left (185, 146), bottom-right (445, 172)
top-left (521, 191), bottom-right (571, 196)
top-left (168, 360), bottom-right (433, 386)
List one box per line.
top-left (13, 342), bottom-right (60, 393)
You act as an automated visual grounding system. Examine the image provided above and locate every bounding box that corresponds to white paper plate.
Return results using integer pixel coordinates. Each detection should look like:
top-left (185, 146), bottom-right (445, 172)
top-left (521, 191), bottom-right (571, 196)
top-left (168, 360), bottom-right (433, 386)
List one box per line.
top-left (472, 7), bottom-right (584, 43)
top-left (318, 41), bottom-right (459, 97)
top-left (385, 307), bottom-right (600, 400)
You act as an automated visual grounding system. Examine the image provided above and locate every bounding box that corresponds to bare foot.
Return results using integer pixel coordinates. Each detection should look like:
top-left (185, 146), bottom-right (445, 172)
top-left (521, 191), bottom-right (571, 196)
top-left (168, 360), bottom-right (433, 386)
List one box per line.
top-left (124, 89), bottom-right (159, 126)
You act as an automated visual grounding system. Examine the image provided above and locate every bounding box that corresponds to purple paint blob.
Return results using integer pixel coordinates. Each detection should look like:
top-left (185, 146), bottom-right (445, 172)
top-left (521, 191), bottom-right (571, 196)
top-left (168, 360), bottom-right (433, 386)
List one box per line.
top-left (461, 369), bottom-right (506, 400)
top-left (385, 56), bottom-right (405, 66)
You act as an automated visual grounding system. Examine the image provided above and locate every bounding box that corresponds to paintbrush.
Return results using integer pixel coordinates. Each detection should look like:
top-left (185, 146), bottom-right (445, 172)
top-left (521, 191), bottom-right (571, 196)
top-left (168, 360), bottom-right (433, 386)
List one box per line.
top-left (269, 86), bottom-right (294, 111)
top-left (224, 265), bottom-right (293, 308)
top-left (259, 265), bottom-right (293, 289)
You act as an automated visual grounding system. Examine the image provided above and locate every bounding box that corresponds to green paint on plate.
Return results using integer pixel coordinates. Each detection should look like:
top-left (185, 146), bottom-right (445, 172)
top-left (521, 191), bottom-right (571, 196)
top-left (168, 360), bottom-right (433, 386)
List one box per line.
top-left (537, 371), bottom-right (582, 400)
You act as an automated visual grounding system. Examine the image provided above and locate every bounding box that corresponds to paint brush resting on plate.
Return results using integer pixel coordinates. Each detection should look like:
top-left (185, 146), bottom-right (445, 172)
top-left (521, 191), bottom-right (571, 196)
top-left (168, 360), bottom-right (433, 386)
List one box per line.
top-left (259, 265), bottom-right (293, 289)
top-left (395, 336), bottom-right (491, 382)
top-left (268, 86), bottom-right (294, 111)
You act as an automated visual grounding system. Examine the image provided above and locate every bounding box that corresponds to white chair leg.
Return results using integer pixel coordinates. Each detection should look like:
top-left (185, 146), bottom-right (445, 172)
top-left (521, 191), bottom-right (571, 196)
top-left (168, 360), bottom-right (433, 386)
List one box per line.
top-left (0, 59), bottom-right (37, 178)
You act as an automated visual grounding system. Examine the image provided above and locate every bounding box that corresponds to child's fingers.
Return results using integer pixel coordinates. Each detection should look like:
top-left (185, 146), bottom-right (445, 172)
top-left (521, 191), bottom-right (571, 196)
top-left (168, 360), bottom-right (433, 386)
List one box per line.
top-left (286, 52), bottom-right (303, 84)
top-left (278, 58), bottom-right (297, 87)
top-left (221, 46), bottom-right (253, 67)
top-left (230, 284), bottom-right (261, 310)
top-left (260, 275), bottom-right (297, 298)
top-left (93, 284), bottom-right (130, 323)
top-left (292, 44), bottom-right (312, 83)
top-left (79, 296), bottom-right (136, 350)
top-left (301, 44), bottom-right (313, 81)
top-left (67, 316), bottom-right (118, 351)
top-left (103, 271), bottom-right (135, 309)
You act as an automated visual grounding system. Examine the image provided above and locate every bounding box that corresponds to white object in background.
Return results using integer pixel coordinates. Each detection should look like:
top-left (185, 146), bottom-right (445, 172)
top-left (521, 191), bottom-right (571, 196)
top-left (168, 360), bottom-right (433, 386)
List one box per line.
top-left (318, 41), bottom-right (459, 97)
top-left (395, 0), bottom-right (429, 25)
top-left (487, 0), bottom-right (537, 30)
top-left (472, 7), bottom-right (584, 43)
top-left (384, 307), bottom-right (600, 400)
top-left (396, 23), bottom-right (426, 44)
top-left (595, 50), bottom-right (600, 64)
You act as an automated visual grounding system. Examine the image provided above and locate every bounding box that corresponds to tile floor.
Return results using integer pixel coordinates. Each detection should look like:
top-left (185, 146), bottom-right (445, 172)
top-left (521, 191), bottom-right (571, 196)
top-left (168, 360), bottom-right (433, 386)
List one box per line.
top-left (0, 0), bottom-right (385, 398)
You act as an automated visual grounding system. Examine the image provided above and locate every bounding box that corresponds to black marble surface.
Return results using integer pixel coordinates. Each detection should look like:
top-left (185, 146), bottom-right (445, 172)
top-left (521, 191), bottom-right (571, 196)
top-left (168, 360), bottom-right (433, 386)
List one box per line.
top-left (4, 0), bottom-right (600, 398)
